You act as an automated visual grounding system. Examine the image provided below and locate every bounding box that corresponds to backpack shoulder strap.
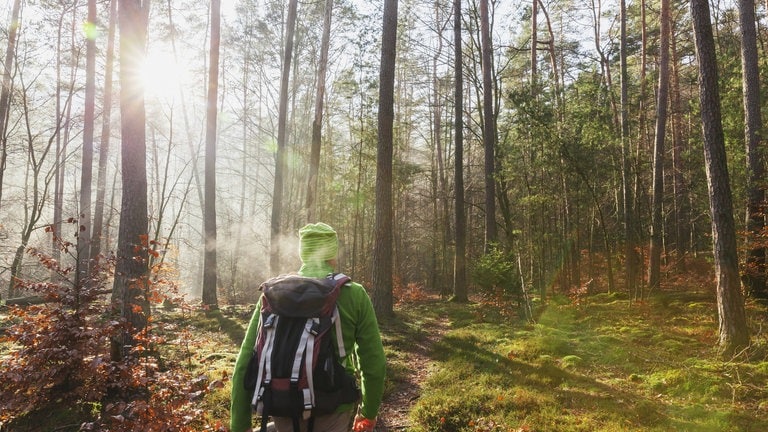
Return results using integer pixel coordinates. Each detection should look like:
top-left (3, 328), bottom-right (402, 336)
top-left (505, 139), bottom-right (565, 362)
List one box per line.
top-left (327, 273), bottom-right (351, 358)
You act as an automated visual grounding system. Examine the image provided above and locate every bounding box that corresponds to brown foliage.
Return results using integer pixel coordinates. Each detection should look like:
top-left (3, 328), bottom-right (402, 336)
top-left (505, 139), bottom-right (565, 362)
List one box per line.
top-left (0, 236), bottom-right (224, 431)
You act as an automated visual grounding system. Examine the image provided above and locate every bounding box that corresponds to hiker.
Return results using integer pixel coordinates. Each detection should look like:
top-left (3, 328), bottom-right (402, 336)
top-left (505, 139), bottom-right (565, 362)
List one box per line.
top-left (230, 222), bottom-right (386, 432)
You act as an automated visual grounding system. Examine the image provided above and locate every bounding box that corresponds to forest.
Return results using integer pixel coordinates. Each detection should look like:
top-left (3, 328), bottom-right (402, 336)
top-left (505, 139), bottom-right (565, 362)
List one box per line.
top-left (1, 0), bottom-right (768, 430)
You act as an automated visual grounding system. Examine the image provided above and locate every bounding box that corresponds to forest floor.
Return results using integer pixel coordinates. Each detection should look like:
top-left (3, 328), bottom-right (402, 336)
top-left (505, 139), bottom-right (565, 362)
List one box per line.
top-left (375, 295), bottom-right (452, 430)
top-left (4, 261), bottom-right (768, 431)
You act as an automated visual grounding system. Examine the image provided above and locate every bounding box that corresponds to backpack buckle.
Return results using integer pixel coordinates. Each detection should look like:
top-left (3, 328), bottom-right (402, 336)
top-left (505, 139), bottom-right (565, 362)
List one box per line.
top-left (264, 314), bottom-right (276, 328)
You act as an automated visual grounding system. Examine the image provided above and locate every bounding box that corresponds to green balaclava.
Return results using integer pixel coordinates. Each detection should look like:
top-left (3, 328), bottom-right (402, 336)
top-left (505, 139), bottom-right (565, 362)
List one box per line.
top-left (299, 222), bottom-right (339, 264)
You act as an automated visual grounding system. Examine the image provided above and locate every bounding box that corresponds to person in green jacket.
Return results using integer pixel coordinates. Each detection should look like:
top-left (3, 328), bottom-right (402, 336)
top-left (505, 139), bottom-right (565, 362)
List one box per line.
top-left (230, 222), bottom-right (386, 432)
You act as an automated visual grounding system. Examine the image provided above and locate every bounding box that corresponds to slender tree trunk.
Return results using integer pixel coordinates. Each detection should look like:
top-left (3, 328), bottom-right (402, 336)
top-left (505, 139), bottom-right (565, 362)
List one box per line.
top-left (690, 0), bottom-right (750, 355)
top-left (306, 0), bottom-right (333, 222)
top-left (431, 0), bottom-right (450, 295)
top-left (452, 0), bottom-right (467, 302)
top-left (0, 0), bottom-right (22, 208)
top-left (480, 0), bottom-right (496, 252)
top-left (270, 0), bottom-right (298, 274)
top-left (530, 0), bottom-right (537, 93)
top-left (670, 14), bottom-right (689, 268)
top-left (372, 0), bottom-right (398, 318)
top-left (76, 0), bottom-right (97, 290)
top-left (739, 0), bottom-right (767, 299)
top-left (648, 0), bottom-right (671, 293)
top-left (202, 0), bottom-right (220, 308)
top-left (51, 9), bottom-right (67, 280)
top-left (91, 0), bottom-right (117, 265)
top-left (619, 0), bottom-right (639, 299)
top-left (113, 0), bottom-right (150, 360)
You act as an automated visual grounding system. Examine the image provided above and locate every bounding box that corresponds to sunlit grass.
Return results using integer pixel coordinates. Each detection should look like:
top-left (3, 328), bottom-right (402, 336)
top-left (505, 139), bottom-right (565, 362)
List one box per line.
top-left (406, 290), bottom-right (768, 432)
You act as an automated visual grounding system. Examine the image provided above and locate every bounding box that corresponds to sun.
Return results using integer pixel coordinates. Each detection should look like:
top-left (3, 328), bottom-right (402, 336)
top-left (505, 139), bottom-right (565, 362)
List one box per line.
top-left (141, 49), bottom-right (187, 101)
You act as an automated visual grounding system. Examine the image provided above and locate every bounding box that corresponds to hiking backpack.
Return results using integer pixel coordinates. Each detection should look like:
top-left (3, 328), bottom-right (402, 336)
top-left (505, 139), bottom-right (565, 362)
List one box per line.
top-left (244, 273), bottom-right (361, 432)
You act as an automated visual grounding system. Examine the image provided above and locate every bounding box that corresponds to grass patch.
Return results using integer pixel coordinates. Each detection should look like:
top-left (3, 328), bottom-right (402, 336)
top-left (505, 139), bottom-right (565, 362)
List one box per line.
top-left (405, 292), bottom-right (768, 431)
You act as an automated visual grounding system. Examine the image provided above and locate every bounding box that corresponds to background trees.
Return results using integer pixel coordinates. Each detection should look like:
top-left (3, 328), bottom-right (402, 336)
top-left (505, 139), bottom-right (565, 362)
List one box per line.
top-left (0, 0), bottom-right (765, 356)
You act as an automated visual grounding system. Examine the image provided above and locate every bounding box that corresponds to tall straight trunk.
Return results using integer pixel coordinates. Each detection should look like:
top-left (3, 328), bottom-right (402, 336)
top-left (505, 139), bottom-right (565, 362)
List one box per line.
top-left (479, 0), bottom-right (496, 252)
top-left (619, 0), bottom-right (639, 299)
top-left (91, 0), bottom-right (117, 264)
top-left (306, 0), bottom-right (333, 222)
top-left (530, 0), bottom-right (537, 92)
top-left (76, 0), bottom-right (97, 290)
top-left (452, 0), bottom-right (467, 302)
top-left (648, 0), bottom-right (671, 293)
top-left (51, 10), bottom-right (67, 278)
top-left (113, 0), bottom-right (150, 359)
top-left (233, 21), bottom-right (253, 301)
top-left (202, 0), bottom-right (220, 308)
top-left (431, 0), bottom-right (449, 294)
top-left (670, 14), bottom-right (689, 266)
top-left (0, 0), bottom-right (22, 208)
top-left (690, 0), bottom-right (749, 355)
top-left (270, 0), bottom-right (298, 274)
top-left (372, 0), bottom-right (398, 318)
top-left (739, 0), bottom-right (767, 299)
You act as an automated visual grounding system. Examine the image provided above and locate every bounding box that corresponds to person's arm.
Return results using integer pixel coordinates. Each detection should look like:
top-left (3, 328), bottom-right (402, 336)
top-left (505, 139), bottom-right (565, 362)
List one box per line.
top-left (230, 300), bottom-right (262, 432)
top-left (351, 286), bottom-right (386, 420)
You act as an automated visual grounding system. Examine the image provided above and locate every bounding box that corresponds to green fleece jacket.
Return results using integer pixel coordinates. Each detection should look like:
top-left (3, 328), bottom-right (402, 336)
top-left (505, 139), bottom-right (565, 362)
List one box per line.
top-left (229, 262), bottom-right (386, 432)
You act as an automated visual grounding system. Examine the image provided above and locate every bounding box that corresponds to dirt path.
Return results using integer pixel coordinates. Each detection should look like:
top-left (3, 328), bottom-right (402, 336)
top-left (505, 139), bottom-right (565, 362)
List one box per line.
top-left (375, 314), bottom-right (450, 431)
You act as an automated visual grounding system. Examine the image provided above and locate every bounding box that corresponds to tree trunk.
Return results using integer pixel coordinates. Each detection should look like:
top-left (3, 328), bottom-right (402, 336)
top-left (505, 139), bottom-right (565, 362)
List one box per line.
top-left (648, 0), bottom-right (671, 293)
top-left (306, 0), bottom-right (333, 223)
top-left (113, 0), bottom-right (151, 360)
top-left (91, 0), bottom-right (117, 265)
top-left (619, 0), bottom-right (640, 300)
top-left (76, 0), bottom-right (97, 291)
top-left (452, 0), bottom-right (467, 303)
top-left (670, 13), bottom-right (689, 268)
top-left (0, 0), bottom-right (21, 208)
top-left (372, 0), bottom-right (398, 318)
top-left (739, 0), bottom-right (767, 299)
top-left (530, 0), bottom-right (537, 93)
top-left (480, 0), bottom-right (496, 252)
top-left (690, 0), bottom-right (750, 355)
top-left (202, 0), bottom-right (221, 309)
top-left (270, 0), bottom-right (298, 274)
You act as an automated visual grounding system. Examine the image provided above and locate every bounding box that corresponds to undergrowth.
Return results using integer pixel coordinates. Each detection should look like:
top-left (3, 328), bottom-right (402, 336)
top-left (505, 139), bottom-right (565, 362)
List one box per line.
top-left (407, 289), bottom-right (768, 432)
top-left (5, 248), bottom-right (768, 432)
top-left (0, 231), bottom-right (232, 432)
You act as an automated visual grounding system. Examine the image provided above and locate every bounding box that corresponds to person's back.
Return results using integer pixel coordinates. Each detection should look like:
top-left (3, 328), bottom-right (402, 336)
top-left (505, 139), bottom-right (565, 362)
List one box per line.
top-left (230, 223), bottom-right (386, 432)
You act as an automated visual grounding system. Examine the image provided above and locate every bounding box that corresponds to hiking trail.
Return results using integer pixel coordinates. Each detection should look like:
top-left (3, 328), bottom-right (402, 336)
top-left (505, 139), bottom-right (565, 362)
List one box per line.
top-left (376, 309), bottom-right (450, 431)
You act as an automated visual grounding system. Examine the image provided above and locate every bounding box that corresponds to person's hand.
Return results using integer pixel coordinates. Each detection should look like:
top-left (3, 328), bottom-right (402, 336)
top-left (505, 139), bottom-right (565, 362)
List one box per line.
top-left (353, 415), bottom-right (376, 432)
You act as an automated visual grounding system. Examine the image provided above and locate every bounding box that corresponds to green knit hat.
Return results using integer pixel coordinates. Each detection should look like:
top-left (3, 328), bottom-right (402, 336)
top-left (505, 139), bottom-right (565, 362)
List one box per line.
top-left (299, 222), bottom-right (339, 263)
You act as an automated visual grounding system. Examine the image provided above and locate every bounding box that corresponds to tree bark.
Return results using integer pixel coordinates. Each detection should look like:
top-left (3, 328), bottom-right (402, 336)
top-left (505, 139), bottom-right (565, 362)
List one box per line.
top-left (739, 0), bottom-right (767, 299)
top-left (91, 0), bottom-right (117, 266)
top-left (372, 0), bottom-right (398, 318)
top-left (0, 0), bottom-right (21, 208)
top-left (452, 0), bottom-right (467, 303)
top-left (619, 0), bottom-right (640, 299)
top-left (76, 0), bottom-right (97, 291)
top-left (270, 0), bottom-right (298, 274)
top-left (670, 13), bottom-right (689, 267)
top-left (202, 0), bottom-right (221, 309)
top-left (306, 0), bottom-right (334, 223)
top-left (113, 0), bottom-right (151, 360)
top-left (648, 0), bottom-right (671, 293)
top-left (480, 0), bottom-right (496, 252)
top-left (690, 0), bottom-right (750, 355)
